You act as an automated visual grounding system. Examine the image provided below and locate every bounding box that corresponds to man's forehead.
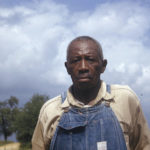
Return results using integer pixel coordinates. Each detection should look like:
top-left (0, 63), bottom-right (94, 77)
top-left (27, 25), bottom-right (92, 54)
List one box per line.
top-left (66, 37), bottom-right (104, 60)
top-left (68, 39), bottom-right (99, 53)
top-left (69, 39), bottom-right (98, 47)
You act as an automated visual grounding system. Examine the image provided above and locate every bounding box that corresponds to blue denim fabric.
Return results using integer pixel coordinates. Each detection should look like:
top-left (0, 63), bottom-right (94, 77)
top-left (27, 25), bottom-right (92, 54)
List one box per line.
top-left (50, 86), bottom-right (127, 150)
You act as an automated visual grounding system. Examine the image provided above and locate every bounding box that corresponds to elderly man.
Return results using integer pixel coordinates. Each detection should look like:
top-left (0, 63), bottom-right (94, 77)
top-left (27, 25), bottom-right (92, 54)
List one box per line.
top-left (32, 36), bottom-right (150, 150)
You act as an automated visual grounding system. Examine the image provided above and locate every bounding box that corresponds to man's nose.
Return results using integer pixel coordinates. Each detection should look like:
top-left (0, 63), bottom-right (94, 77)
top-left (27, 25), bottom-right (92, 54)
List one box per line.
top-left (79, 59), bottom-right (89, 73)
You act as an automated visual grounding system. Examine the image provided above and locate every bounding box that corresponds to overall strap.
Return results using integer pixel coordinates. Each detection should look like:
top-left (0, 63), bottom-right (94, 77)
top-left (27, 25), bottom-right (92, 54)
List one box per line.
top-left (106, 84), bottom-right (111, 93)
top-left (104, 84), bottom-right (111, 107)
top-left (61, 91), bottom-right (67, 103)
top-left (49, 92), bottom-right (67, 150)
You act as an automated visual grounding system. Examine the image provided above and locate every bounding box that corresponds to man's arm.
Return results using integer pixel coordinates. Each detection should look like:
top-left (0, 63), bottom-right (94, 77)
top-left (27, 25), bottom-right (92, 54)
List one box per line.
top-left (130, 102), bottom-right (150, 150)
top-left (32, 120), bottom-right (47, 150)
top-left (32, 96), bottom-right (63, 150)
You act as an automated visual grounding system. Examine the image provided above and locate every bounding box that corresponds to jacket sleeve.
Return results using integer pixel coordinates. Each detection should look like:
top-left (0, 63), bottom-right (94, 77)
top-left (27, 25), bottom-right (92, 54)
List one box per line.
top-left (130, 102), bottom-right (150, 150)
top-left (32, 120), bottom-right (49, 150)
top-left (31, 97), bottom-right (62, 150)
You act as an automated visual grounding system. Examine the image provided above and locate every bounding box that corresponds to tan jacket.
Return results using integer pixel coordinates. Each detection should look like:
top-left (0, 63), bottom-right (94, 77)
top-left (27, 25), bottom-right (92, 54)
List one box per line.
top-left (32, 81), bottom-right (150, 150)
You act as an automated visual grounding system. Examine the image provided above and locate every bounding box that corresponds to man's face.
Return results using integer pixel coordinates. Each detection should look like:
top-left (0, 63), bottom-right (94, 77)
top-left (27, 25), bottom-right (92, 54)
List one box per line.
top-left (65, 39), bottom-right (106, 90)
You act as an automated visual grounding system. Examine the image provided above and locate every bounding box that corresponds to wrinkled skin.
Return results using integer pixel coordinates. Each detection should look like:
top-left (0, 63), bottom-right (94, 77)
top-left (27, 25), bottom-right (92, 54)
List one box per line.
top-left (65, 39), bottom-right (107, 104)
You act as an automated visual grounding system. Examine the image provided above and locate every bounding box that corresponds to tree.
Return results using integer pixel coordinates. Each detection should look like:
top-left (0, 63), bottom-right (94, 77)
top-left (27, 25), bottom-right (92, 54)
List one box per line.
top-left (0, 96), bottom-right (19, 141)
top-left (14, 94), bottom-right (48, 145)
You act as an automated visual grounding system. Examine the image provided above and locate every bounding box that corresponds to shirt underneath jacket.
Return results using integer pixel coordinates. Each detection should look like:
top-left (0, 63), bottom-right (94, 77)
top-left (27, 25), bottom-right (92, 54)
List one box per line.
top-left (32, 81), bottom-right (150, 150)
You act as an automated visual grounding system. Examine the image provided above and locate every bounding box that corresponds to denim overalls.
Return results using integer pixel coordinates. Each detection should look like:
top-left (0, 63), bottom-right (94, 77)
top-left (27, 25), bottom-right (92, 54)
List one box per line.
top-left (50, 85), bottom-right (127, 150)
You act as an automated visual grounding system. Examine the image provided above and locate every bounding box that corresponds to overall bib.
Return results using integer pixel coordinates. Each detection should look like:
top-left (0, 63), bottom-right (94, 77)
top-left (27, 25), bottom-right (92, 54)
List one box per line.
top-left (50, 85), bottom-right (127, 150)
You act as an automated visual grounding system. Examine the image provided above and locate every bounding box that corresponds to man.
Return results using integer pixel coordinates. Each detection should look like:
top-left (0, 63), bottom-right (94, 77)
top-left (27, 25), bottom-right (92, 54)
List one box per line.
top-left (32, 36), bottom-right (150, 150)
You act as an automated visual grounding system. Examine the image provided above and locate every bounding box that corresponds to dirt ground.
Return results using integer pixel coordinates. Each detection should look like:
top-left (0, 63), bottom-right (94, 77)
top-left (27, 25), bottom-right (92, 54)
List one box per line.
top-left (0, 142), bottom-right (20, 150)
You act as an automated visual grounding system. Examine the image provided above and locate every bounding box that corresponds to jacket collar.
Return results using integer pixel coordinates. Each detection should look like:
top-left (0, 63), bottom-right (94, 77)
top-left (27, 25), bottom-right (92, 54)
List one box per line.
top-left (61, 81), bottom-right (114, 109)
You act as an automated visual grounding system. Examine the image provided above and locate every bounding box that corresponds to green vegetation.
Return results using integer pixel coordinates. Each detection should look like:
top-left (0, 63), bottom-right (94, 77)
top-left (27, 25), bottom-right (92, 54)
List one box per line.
top-left (0, 140), bottom-right (13, 146)
top-left (0, 94), bottom-right (49, 148)
top-left (19, 142), bottom-right (32, 150)
top-left (0, 96), bottom-right (19, 141)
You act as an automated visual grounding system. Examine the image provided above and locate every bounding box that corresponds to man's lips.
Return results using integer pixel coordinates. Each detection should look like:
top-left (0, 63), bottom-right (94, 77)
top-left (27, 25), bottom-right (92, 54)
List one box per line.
top-left (77, 76), bottom-right (91, 82)
top-left (78, 78), bottom-right (90, 82)
top-left (79, 76), bottom-right (90, 79)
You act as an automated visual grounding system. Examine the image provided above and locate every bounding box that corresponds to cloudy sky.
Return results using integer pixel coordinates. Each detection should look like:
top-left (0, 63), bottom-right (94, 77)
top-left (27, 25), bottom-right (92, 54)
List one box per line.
top-left (0, 0), bottom-right (150, 125)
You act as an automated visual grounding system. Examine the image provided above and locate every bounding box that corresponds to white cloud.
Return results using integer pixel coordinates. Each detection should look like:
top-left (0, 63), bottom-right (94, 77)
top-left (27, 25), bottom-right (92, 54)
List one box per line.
top-left (0, 0), bottom-right (150, 108)
top-left (128, 63), bottom-right (140, 75)
top-left (136, 66), bottom-right (150, 87)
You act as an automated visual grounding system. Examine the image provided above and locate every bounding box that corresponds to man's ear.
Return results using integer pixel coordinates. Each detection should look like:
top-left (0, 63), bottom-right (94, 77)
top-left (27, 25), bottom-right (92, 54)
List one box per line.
top-left (65, 62), bottom-right (71, 75)
top-left (100, 59), bottom-right (107, 73)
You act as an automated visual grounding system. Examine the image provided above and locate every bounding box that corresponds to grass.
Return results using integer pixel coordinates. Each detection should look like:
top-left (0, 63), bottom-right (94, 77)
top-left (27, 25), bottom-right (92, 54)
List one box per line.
top-left (19, 142), bottom-right (31, 150)
top-left (0, 140), bottom-right (13, 146)
top-left (19, 148), bottom-right (31, 150)
top-left (0, 141), bottom-right (31, 150)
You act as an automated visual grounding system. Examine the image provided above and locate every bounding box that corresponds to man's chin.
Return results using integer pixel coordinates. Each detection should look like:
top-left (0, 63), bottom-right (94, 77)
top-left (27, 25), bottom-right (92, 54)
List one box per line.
top-left (77, 82), bottom-right (93, 91)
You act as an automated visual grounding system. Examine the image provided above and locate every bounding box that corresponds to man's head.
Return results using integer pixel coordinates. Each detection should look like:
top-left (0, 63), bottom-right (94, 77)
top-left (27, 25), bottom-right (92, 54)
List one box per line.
top-left (65, 36), bottom-right (107, 91)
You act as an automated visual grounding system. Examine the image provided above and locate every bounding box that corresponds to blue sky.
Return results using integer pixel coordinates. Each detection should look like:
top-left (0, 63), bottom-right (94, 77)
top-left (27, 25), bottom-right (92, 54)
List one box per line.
top-left (0, 0), bottom-right (150, 127)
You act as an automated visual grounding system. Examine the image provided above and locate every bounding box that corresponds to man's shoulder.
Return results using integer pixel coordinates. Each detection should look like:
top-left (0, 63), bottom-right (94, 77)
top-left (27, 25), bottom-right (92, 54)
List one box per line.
top-left (110, 84), bottom-right (140, 104)
top-left (111, 84), bottom-right (135, 94)
top-left (42, 95), bottom-right (62, 108)
top-left (39, 95), bottom-right (63, 118)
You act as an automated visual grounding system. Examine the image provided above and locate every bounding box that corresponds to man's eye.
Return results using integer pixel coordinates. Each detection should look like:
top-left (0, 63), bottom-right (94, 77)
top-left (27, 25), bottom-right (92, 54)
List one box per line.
top-left (71, 59), bottom-right (79, 63)
top-left (87, 57), bottom-right (95, 61)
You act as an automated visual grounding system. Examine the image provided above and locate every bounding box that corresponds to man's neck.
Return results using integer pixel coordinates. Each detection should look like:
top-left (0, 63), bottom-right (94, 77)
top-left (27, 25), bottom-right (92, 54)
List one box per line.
top-left (72, 81), bottom-right (101, 105)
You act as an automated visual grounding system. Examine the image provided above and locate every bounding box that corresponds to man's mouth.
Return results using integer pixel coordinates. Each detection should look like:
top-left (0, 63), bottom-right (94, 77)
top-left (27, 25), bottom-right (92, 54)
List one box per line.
top-left (78, 76), bottom-right (91, 82)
